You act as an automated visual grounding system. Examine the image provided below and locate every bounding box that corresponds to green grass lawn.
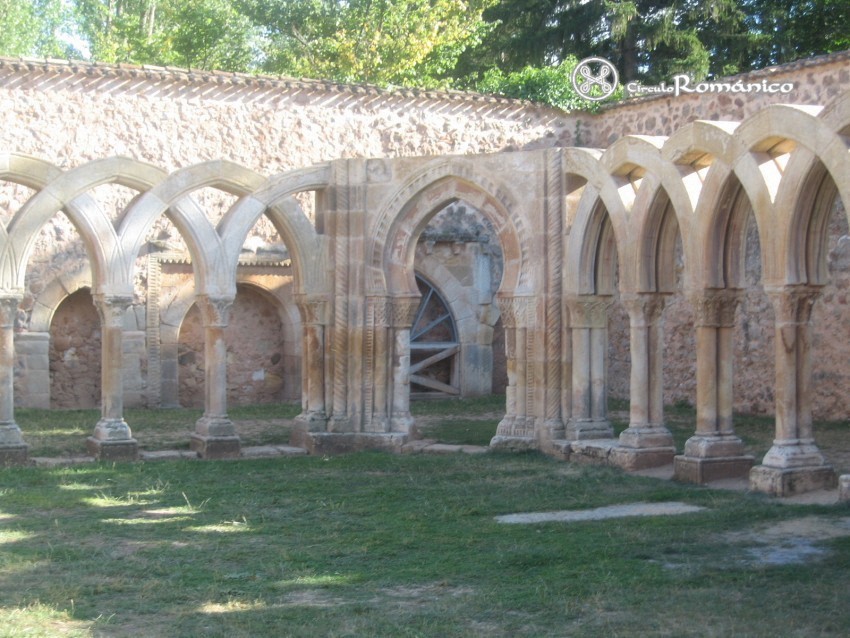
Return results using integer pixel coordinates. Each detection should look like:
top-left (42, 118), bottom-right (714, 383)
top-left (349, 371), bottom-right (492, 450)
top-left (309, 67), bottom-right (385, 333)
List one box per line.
top-left (3, 397), bottom-right (850, 636)
top-left (1, 452), bottom-right (849, 637)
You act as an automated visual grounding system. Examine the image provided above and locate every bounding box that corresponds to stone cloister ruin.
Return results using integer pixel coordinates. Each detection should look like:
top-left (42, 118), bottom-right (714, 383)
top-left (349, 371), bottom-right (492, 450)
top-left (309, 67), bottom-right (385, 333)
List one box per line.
top-left (2, 52), bottom-right (850, 497)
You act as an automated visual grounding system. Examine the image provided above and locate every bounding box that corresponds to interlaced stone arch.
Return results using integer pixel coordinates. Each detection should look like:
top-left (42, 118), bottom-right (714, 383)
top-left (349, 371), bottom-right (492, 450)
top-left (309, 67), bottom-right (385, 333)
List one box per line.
top-left (369, 159), bottom-right (532, 298)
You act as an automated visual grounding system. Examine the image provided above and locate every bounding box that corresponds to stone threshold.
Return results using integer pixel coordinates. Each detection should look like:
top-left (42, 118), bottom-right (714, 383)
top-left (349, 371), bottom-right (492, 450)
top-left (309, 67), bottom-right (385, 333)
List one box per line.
top-left (401, 439), bottom-right (489, 455)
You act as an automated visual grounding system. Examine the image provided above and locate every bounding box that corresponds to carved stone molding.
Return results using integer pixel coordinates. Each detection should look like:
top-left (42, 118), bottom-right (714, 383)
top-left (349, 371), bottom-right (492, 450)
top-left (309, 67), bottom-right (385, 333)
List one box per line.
top-left (389, 295), bottom-right (420, 328)
top-left (295, 294), bottom-right (331, 325)
top-left (565, 295), bottom-right (613, 328)
top-left (92, 294), bottom-right (133, 329)
top-left (620, 293), bottom-right (667, 327)
top-left (766, 285), bottom-right (822, 326)
top-left (495, 295), bottom-right (531, 328)
top-left (0, 296), bottom-right (21, 329)
top-left (196, 295), bottom-right (233, 328)
top-left (688, 289), bottom-right (741, 328)
top-left (367, 296), bottom-right (391, 328)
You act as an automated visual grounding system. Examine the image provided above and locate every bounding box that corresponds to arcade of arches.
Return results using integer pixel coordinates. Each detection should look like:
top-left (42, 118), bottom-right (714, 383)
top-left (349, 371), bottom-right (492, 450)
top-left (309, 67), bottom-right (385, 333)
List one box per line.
top-left (4, 57), bottom-right (850, 497)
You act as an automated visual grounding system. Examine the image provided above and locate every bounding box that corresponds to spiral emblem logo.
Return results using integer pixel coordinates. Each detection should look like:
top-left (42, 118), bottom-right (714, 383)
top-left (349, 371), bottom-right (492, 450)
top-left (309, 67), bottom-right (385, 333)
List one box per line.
top-left (571, 57), bottom-right (619, 102)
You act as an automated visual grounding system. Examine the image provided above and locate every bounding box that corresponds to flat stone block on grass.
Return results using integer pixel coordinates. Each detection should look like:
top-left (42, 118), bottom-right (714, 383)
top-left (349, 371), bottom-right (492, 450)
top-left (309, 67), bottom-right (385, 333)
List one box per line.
top-left (293, 432), bottom-right (407, 456)
top-left (673, 454), bottom-right (754, 484)
top-left (569, 439), bottom-right (618, 465)
top-left (86, 437), bottom-right (138, 462)
top-left (190, 435), bottom-right (241, 459)
top-left (609, 446), bottom-right (676, 472)
top-left (0, 444), bottom-right (29, 466)
top-left (749, 464), bottom-right (837, 497)
top-left (488, 435), bottom-right (535, 451)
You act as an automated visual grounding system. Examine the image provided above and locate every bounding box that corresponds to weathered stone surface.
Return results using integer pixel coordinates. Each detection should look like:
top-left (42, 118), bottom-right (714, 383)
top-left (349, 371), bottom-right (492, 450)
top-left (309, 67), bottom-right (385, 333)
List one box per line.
top-left (750, 465), bottom-right (838, 497)
top-left (190, 435), bottom-right (241, 460)
top-left (86, 437), bottom-right (139, 462)
top-left (673, 455), bottom-right (755, 484)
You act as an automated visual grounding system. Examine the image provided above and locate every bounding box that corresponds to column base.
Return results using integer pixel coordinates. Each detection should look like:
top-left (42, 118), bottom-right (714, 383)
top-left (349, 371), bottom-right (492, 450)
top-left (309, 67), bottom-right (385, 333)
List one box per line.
top-left (0, 444), bottom-right (29, 466)
top-left (390, 414), bottom-right (415, 434)
top-left (293, 431), bottom-right (407, 456)
top-left (566, 418), bottom-right (613, 441)
top-left (749, 464), bottom-right (837, 497)
top-left (489, 435), bottom-right (536, 452)
top-left (190, 435), bottom-right (241, 459)
top-left (293, 411), bottom-right (328, 432)
top-left (539, 419), bottom-right (566, 443)
top-left (86, 437), bottom-right (138, 462)
top-left (495, 415), bottom-right (515, 436)
top-left (610, 445), bottom-right (676, 471)
top-left (838, 475), bottom-right (850, 503)
top-left (673, 454), bottom-right (755, 484)
top-left (618, 425), bottom-right (674, 449)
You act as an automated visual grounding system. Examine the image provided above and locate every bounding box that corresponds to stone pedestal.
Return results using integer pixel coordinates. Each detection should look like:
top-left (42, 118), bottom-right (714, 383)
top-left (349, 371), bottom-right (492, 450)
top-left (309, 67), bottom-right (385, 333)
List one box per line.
top-left (673, 454), bottom-right (754, 483)
top-left (193, 415), bottom-right (241, 459)
top-left (0, 444), bottom-right (29, 466)
top-left (190, 434), bottom-right (242, 459)
top-left (839, 475), bottom-right (850, 502)
top-left (566, 419), bottom-right (614, 440)
top-left (87, 437), bottom-right (139, 462)
top-left (611, 444), bottom-right (676, 471)
top-left (749, 464), bottom-right (837, 497)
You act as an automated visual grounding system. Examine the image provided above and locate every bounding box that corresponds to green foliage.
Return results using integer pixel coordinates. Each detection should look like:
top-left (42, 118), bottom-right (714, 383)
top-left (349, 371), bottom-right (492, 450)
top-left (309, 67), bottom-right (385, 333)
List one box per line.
top-left (239, 0), bottom-right (497, 87)
top-left (475, 58), bottom-right (622, 111)
top-left (0, 0), bottom-right (75, 57)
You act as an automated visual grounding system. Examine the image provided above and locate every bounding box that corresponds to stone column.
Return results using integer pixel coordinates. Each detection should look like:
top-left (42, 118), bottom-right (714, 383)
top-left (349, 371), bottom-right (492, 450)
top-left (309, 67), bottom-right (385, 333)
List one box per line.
top-left (294, 295), bottom-right (330, 432)
top-left (565, 295), bottom-right (614, 440)
top-left (491, 295), bottom-right (533, 445)
top-left (389, 295), bottom-right (419, 433)
top-left (367, 296), bottom-right (391, 433)
top-left (673, 289), bottom-right (753, 483)
top-left (87, 295), bottom-right (138, 461)
top-left (750, 286), bottom-right (836, 495)
top-left (0, 296), bottom-right (28, 465)
top-left (611, 293), bottom-right (675, 470)
top-left (191, 295), bottom-right (240, 459)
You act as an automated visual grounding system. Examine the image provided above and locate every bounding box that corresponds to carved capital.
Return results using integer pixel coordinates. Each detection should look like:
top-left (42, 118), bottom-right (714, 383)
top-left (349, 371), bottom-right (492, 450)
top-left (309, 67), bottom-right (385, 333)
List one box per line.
top-left (368, 296), bottom-right (392, 328)
top-left (295, 294), bottom-right (331, 325)
top-left (0, 296), bottom-right (21, 329)
top-left (688, 289), bottom-right (740, 328)
top-left (196, 295), bottom-right (233, 328)
top-left (620, 293), bottom-right (666, 328)
top-left (565, 295), bottom-right (613, 328)
top-left (92, 294), bottom-right (133, 329)
top-left (495, 295), bottom-right (531, 329)
top-left (767, 286), bottom-right (821, 326)
top-left (389, 295), bottom-right (420, 328)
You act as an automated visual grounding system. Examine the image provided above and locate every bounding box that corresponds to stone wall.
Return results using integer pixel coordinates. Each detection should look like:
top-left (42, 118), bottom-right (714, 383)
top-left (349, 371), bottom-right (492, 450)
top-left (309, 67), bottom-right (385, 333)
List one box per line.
top-left (4, 52), bottom-right (850, 421)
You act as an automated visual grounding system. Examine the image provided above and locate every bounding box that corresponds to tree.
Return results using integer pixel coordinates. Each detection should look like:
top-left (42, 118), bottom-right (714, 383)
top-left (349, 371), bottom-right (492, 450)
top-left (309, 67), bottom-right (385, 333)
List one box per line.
top-left (238, 0), bottom-right (496, 87)
top-left (72, 0), bottom-right (258, 70)
top-left (0, 0), bottom-right (77, 58)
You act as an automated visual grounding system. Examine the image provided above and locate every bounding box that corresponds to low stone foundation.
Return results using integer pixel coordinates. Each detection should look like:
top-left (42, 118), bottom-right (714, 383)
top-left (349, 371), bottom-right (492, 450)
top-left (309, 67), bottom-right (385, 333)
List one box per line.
top-left (292, 431), bottom-right (408, 456)
top-left (86, 437), bottom-right (139, 462)
top-left (0, 444), bottom-right (29, 466)
top-left (749, 464), bottom-right (838, 497)
top-left (672, 455), bottom-right (755, 484)
top-left (190, 435), bottom-right (242, 459)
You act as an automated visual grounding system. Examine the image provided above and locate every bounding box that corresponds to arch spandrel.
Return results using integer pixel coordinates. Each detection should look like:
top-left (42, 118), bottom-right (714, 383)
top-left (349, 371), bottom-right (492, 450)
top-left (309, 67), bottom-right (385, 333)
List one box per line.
top-left (119, 161), bottom-right (269, 300)
top-left (217, 164), bottom-right (331, 295)
top-left (1, 157), bottom-right (166, 296)
top-left (369, 158), bottom-right (533, 298)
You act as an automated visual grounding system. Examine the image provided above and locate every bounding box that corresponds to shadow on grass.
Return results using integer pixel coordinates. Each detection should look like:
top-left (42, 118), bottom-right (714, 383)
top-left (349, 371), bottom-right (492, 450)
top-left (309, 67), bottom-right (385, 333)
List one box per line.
top-left (0, 453), bottom-right (848, 637)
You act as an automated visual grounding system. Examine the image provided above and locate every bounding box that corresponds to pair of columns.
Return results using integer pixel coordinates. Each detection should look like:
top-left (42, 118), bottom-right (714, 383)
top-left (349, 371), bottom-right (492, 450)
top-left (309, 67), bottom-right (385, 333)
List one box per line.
top-left (673, 286), bottom-right (835, 494)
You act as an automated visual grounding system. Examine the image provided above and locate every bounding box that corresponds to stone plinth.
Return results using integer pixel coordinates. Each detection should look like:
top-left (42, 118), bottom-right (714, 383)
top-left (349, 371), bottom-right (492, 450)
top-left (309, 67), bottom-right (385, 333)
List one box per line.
top-left (566, 419), bottom-right (614, 441)
top-left (0, 444), bottom-right (29, 466)
top-left (673, 455), bottom-right (754, 484)
top-left (610, 446), bottom-right (676, 471)
top-left (488, 435), bottom-right (535, 452)
top-left (292, 431), bottom-right (407, 456)
top-left (839, 475), bottom-right (850, 502)
top-left (86, 437), bottom-right (138, 462)
top-left (749, 464), bottom-right (837, 497)
top-left (190, 435), bottom-right (241, 459)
